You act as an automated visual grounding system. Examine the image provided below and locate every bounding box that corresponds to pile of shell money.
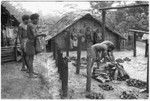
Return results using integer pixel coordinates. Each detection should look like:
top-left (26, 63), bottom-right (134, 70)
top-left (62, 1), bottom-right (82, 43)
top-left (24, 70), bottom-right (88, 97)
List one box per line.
top-left (115, 57), bottom-right (131, 63)
top-left (126, 79), bottom-right (147, 89)
top-left (123, 57), bottom-right (131, 61)
top-left (86, 92), bottom-right (104, 99)
top-left (115, 58), bottom-right (124, 63)
top-left (92, 68), bottom-right (110, 83)
top-left (99, 84), bottom-right (114, 91)
top-left (120, 91), bottom-right (137, 99)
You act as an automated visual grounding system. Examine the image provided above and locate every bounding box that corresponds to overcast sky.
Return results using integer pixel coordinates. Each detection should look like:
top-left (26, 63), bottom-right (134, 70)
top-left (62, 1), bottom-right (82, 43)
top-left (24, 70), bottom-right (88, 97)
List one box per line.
top-left (11, 2), bottom-right (91, 16)
top-left (10, 1), bottom-right (135, 17)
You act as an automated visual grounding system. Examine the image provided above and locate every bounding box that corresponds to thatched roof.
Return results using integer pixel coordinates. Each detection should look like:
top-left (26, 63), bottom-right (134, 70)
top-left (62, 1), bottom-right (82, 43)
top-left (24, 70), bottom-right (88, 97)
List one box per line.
top-left (46, 11), bottom-right (125, 41)
top-left (1, 5), bottom-right (19, 27)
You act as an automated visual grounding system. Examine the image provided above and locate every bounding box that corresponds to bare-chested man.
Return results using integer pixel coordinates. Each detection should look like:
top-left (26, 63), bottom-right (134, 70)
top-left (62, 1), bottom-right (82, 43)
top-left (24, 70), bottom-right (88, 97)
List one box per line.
top-left (88, 40), bottom-right (115, 69)
top-left (18, 15), bottom-right (30, 71)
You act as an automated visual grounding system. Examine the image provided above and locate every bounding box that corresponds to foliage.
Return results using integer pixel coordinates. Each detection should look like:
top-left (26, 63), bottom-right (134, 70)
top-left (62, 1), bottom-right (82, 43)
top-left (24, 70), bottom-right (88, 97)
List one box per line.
top-left (90, 1), bottom-right (149, 35)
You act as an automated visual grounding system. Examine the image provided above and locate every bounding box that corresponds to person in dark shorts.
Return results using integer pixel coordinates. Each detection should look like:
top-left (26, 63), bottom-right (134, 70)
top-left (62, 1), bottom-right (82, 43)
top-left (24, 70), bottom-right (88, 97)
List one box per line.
top-left (26, 13), bottom-right (46, 78)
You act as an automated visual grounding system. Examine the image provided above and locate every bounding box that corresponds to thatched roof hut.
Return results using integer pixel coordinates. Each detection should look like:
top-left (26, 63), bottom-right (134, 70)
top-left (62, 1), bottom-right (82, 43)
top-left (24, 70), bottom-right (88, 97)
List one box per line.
top-left (46, 11), bottom-right (125, 40)
top-left (1, 5), bottom-right (19, 28)
top-left (46, 11), bottom-right (126, 51)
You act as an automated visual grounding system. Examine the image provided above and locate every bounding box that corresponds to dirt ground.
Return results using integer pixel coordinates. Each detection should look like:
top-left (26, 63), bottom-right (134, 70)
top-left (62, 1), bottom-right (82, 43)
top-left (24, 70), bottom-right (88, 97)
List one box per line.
top-left (1, 41), bottom-right (149, 99)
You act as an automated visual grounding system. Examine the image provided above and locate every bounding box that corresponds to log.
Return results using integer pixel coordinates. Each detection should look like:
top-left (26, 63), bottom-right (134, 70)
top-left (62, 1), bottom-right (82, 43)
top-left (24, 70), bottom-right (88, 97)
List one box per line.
top-left (99, 4), bottom-right (149, 10)
top-left (1, 57), bottom-right (16, 63)
top-left (102, 10), bottom-right (106, 41)
top-left (1, 53), bottom-right (14, 57)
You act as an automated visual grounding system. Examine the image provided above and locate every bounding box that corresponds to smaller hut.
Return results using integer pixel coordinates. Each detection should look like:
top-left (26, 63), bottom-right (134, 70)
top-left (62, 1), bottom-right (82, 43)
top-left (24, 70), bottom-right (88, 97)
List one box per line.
top-left (1, 5), bottom-right (20, 63)
top-left (1, 5), bottom-right (20, 47)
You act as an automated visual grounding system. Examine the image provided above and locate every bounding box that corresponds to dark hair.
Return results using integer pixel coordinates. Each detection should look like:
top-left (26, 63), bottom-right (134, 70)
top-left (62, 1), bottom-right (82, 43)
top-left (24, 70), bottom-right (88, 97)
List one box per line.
top-left (30, 13), bottom-right (39, 20)
top-left (22, 15), bottom-right (29, 21)
top-left (109, 44), bottom-right (115, 50)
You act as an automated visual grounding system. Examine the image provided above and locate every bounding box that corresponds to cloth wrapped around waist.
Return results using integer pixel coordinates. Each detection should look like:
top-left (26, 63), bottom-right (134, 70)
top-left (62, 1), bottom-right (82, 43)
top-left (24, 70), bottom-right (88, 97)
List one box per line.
top-left (25, 39), bottom-right (36, 55)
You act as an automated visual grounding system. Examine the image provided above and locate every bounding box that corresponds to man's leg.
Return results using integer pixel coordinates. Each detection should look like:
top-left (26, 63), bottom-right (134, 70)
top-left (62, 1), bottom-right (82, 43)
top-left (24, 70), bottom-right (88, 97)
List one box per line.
top-left (25, 55), bottom-right (37, 78)
top-left (96, 52), bottom-right (101, 68)
top-left (29, 55), bottom-right (38, 77)
top-left (21, 51), bottom-right (27, 71)
top-left (28, 55), bottom-right (33, 76)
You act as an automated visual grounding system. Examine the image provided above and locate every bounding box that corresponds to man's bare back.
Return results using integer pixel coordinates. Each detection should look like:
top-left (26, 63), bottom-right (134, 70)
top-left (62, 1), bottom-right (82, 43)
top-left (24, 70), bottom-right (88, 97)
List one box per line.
top-left (90, 41), bottom-right (115, 61)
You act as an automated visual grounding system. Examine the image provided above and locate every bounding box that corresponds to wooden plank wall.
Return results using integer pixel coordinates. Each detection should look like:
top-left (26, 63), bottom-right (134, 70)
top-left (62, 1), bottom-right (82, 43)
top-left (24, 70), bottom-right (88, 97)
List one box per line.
top-left (1, 46), bottom-right (16, 63)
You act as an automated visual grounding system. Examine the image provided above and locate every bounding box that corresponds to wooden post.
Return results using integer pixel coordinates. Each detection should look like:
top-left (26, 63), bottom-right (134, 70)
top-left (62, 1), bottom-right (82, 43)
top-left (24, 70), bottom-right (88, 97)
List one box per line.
top-left (133, 33), bottom-right (136, 57)
top-left (147, 52), bottom-right (149, 93)
top-left (86, 56), bottom-right (92, 92)
top-left (145, 40), bottom-right (148, 57)
top-left (76, 36), bottom-right (81, 74)
top-left (117, 36), bottom-right (121, 51)
top-left (57, 50), bottom-right (68, 97)
top-left (14, 35), bottom-right (18, 61)
top-left (57, 48), bottom-right (62, 75)
top-left (53, 40), bottom-right (56, 59)
top-left (66, 32), bottom-right (70, 57)
top-left (55, 43), bottom-right (58, 67)
top-left (1, 30), bottom-right (4, 47)
top-left (61, 57), bottom-right (68, 98)
top-left (102, 10), bottom-right (106, 41)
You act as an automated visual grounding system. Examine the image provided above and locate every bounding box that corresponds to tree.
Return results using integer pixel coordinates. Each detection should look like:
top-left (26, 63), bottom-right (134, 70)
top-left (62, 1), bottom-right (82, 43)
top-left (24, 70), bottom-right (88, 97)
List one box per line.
top-left (90, 1), bottom-right (149, 34)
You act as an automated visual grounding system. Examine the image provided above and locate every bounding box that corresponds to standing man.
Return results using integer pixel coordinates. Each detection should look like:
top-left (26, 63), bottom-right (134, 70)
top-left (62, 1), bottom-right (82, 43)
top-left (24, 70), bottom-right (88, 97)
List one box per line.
top-left (18, 15), bottom-right (30, 71)
top-left (26, 13), bottom-right (46, 78)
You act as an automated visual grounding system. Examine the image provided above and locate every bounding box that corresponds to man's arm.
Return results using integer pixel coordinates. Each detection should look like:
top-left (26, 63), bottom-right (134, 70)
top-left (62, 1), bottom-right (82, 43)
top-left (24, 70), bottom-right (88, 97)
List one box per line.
top-left (18, 27), bottom-right (22, 42)
top-left (36, 34), bottom-right (46, 38)
top-left (104, 50), bottom-right (114, 63)
top-left (108, 51), bottom-right (115, 61)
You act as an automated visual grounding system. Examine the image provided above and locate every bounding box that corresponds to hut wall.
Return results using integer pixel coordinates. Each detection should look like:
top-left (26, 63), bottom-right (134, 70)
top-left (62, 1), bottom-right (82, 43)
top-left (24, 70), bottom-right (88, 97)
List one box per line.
top-left (65, 18), bottom-right (104, 50)
top-left (104, 30), bottom-right (118, 48)
top-left (55, 31), bottom-right (68, 50)
top-left (65, 17), bottom-right (119, 50)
